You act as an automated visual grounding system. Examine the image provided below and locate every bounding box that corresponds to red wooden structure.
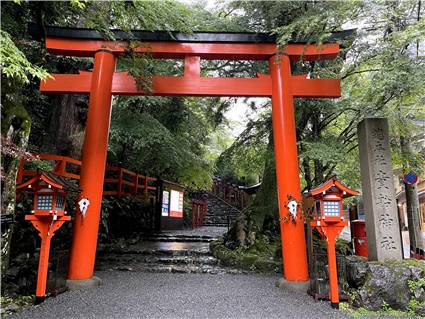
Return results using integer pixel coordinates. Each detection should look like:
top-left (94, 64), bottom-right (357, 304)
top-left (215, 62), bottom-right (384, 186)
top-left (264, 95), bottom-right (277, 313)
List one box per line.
top-left (191, 199), bottom-right (208, 228)
top-left (17, 171), bottom-right (79, 301)
top-left (31, 25), bottom-right (345, 285)
top-left (309, 177), bottom-right (359, 308)
top-left (212, 177), bottom-right (261, 209)
top-left (17, 154), bottom-right (157, 198)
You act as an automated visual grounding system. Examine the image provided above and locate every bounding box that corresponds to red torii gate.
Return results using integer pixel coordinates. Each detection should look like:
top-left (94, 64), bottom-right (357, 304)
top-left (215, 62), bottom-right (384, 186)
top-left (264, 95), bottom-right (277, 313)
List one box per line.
top-left (32, 25), bottom-right (344, 287)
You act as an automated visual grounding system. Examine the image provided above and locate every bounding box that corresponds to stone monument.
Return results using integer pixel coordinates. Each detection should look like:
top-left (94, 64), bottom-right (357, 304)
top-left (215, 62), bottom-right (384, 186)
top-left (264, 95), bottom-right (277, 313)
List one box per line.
top-left (357, 117), bottom-right (402, 261)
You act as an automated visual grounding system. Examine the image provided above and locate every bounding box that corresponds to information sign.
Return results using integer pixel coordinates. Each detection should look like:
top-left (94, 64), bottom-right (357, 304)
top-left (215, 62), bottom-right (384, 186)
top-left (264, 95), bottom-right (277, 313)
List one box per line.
top-left (169, 190), bottom-right (184, 218)
top-left (162, 190), bottom-right (170, 216)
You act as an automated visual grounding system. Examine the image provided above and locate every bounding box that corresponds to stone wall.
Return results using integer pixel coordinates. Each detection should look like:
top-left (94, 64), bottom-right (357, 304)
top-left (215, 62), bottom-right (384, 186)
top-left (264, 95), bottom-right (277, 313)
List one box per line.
top-left (346, 255), bottom-right (425, 316)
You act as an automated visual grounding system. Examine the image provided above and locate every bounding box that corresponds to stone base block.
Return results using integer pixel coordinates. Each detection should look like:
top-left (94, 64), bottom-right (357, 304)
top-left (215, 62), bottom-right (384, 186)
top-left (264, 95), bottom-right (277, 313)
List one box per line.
top-left (331, 302), bottom-right (339, 309)
top-left (276, 278), bottom-right (309, 293)
top-left (66, 276), bottom-right (102, 291)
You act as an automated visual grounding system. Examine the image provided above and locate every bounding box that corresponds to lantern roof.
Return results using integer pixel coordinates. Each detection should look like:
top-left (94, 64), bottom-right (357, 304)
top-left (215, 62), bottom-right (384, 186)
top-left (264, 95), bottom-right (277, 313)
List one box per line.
top-left (16, 170), bottom-right (80, 192)
top-left (309, 176), bottom-right (359, 198)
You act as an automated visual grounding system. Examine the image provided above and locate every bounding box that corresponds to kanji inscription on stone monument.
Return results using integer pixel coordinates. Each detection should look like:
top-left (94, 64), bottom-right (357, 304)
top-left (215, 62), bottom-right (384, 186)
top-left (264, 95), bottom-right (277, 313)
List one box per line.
top-left (358, 118), bottom-right (402, 261)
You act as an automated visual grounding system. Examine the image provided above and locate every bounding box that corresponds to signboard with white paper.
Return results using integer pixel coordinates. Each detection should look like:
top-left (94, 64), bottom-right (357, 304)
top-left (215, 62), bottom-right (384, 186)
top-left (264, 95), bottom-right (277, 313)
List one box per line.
top-left (162, 190), bottom-right (169, 216)
top-left (169, 190), bottom-right (184, 218)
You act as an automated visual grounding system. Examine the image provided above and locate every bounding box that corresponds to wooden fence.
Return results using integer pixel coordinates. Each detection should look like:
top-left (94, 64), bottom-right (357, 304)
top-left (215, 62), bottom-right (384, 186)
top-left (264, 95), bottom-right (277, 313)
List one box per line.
top-left (212, 177), bottom-right (255, 209)
top-left (17, 154), bottom-right (157, 198)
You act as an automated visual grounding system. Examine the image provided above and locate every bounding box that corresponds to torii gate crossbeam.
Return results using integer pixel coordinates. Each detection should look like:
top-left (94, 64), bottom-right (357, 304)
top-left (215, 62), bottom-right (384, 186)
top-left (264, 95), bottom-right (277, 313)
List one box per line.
top-left (33, 25), bottom-right (344, 288)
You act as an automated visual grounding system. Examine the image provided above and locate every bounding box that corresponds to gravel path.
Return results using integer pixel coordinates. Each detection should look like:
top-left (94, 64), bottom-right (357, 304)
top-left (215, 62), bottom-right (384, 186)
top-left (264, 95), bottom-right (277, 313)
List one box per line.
top-left (11, 271), bottom-right (349, 319)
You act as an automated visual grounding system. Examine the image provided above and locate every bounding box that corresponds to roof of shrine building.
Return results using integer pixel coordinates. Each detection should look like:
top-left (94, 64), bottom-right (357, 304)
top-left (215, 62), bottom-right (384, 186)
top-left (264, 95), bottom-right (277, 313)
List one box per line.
top-left (28, 23), bottom-right (355, 44)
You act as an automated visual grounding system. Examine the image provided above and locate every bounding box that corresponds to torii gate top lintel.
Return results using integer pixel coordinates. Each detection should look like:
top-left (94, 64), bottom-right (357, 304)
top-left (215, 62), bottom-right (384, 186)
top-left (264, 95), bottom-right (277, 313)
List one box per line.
top-left (35, 24), bottom-right (347, 98)
top-left (30, 23), bottom-right (352, 60)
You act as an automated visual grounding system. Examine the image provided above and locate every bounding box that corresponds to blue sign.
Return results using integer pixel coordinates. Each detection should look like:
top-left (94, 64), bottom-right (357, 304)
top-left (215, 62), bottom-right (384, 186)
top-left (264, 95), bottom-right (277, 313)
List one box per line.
top-left (403, 172), bottom-right (418, 185)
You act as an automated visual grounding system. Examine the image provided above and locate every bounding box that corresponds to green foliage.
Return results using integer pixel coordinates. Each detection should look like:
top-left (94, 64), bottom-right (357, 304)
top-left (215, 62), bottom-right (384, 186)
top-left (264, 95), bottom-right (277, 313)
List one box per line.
top-left (108, 96), bottom-right (215, 189)
top-left (84, 0), bottom-right (193, 38)
top-left (81, 0), bottom-right (195, 90)
top-left (271, 0), bottom-right (362, 47)
top-left (0, 294), bottom-right (33, 316)
top-left (408, 277), bottom-right (425, 293)
top-left (69, 0), bottom-right (86, 10)
top-left (0, 30), bottom-right (51, 84)
top-left (210, 236), bottom-right (282, 273)
top-left (341, 303), bottom-right (417, 318)
top-left (407, 277), bottom-right (425, 314)
top-left (313, 234), bottom-right (354, 256)
top-left (216, 108), bottom-right (271, 181)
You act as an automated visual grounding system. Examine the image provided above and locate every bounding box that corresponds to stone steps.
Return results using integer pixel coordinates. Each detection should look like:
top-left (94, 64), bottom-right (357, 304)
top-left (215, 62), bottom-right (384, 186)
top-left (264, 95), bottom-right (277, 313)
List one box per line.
top-left (139, 234), bottom-right (215, 243)
top-left (99, 263), bottom-right (243, 275)
top-left (97, 254), bottom-right (218, 265)
top-left (95, 243), bottom-right (242, 274)
top-left (97, 246), bottom-right (211, 257)
top-left (202, 193), bottom-right (240, 227)
top-left (203, 219), bottom-right (235, 227)
top-left (202, 224), bottom-right (229, 227)
top-left (95, 227), bottom-right (244, 274)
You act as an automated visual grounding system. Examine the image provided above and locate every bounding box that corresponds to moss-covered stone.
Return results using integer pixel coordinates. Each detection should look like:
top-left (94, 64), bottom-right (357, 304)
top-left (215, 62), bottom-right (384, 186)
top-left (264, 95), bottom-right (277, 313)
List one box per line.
top-left (210, 237), bottom-right (282, 273)
top-left (346, 257), bottom-right (425, 317)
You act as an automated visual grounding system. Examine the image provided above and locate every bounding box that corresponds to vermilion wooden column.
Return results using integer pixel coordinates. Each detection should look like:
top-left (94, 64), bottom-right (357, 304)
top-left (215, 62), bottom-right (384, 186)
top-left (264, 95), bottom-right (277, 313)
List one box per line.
top-left (325, 226), bottom-right (344, 308)
top-left (68, 50), bottom-right (116, 280)
top-left (269, 55), bottom-right (309, 282)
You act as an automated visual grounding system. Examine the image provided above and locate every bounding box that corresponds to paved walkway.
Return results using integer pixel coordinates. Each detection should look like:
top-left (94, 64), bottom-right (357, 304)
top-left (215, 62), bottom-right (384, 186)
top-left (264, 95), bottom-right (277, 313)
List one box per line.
top-left (11, 271), bottom-right (348, 319)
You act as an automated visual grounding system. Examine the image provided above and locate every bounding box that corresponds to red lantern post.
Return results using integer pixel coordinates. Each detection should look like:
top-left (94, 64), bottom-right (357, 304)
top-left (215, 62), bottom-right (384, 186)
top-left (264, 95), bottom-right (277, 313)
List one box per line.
top-left (17, 171), bottom-right (79, 303)
top-left (308, 176), bottom-right (359, 308)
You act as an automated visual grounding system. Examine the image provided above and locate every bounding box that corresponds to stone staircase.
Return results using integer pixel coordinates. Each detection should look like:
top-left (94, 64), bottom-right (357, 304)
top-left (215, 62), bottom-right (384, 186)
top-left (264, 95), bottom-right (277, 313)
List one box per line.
top-left (139, 233), bottom-right (216, 243)
top-left (203, 192), bottom-right (241, 227)
top-left (95, 229), bottom-right (243, 274)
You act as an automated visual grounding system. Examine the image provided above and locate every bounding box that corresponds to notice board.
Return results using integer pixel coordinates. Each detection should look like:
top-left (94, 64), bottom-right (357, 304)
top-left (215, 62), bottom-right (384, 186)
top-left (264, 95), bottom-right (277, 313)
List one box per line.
top-left (156, 179), bottom-right (185, 230)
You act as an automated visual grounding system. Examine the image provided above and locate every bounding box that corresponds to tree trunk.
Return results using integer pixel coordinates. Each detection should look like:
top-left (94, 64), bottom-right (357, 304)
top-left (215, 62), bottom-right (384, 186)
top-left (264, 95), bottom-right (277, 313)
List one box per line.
top-left (250, 131), bottom-right (279, 231)
top-left (41, 94), bottom-right (88, 158)
top-left (400, 135), bottom-right (424, 254)
top-left (404, 182), bottom-right (425, 253)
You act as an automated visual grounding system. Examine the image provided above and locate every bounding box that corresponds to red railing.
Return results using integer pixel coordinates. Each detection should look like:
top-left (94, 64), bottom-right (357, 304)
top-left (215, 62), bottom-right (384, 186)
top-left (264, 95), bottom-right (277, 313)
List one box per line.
top-left (17, 154), bottom-right (157, 198)
top-left (103, 166), bottom-right (157, 197)
top-left (212, 177), bottom-right (253, 209)
top-left (191, 199), bottom-right (207, 228)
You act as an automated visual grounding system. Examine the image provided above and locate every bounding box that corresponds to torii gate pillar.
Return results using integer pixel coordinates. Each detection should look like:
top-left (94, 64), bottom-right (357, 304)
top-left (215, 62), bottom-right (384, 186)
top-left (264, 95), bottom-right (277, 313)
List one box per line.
top-left (68, 50), bottom-right (116, 281)
top-left (270, 55), bottom-right (309, 282)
